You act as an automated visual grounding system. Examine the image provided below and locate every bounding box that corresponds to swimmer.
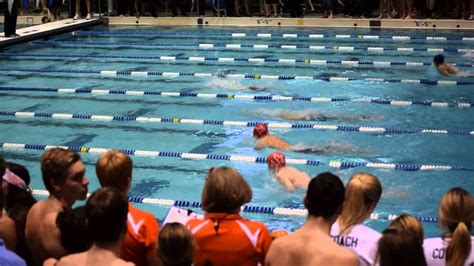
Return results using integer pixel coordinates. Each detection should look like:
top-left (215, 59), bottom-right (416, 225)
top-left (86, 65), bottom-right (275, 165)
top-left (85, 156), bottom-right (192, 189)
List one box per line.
top-left (433, 54), bottom-right (459, 76)
top-left (267, 151), bottom-right (310, 191)
top-left (204, 76), bottom-right (267, 91)
top-left (253, 124), bottom-right (371, 154)
top-left (257, 108), bottom-right (381, 122)
top-left (253, 123), bottom-right (291, 150)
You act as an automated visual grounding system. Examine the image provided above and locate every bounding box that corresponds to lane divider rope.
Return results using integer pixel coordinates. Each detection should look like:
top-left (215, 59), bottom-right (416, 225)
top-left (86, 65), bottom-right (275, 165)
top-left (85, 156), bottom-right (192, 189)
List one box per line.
top-left (0, 86), bottom-right (471, 109)
top-left (32, 40), bottom-right (474, 54)
top-left (2, 52), bottom-right (473, 68)
top-left (1, 110), bottom-right (473, 137)
top-left (71, 30), bottom-right (474, 42)
top-left (2, 142), bottom-right (473, 172)
top-left (0, 67), bottom-right (471, 86)
top-left (30, 188), bottom-right (438, 222)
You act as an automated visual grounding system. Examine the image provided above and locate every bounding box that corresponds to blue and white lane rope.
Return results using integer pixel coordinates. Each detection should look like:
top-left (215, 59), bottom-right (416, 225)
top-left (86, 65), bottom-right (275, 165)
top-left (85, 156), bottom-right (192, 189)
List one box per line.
top-left (30, 188), bottom-right (437, 222)
top-left (32, 40), bottom-right (474, 54)
top-left (71, 30), bottom-right (474, 42)
top-left (2, 52), bottom-right (473, 68)
top-left (30, 188), bottom-right (438, 222)
top-left (1, 110), bottom-right (473, 137)
top-left (2, 142), bottom-right (474, 172)
top-left (0, 67), bottom-right (472, 86)
top-left (1, 86), bottom-right (471, 109)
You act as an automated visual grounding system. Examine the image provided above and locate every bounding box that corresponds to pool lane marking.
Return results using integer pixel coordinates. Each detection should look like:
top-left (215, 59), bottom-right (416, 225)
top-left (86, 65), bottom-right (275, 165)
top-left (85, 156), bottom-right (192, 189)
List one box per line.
top-left (0, 110), bottom-right (472, 137)
top-left (71, 30), bottom-right (474, 42)
top-left (30, 188), bottom-right (439, 222)
top-left (0, 86), bottom-right (471, 109)
top-left (1, 143), bottom-right (473, 173)
top-left (31, 40), bottom-right (474, 54)
top-left (0, 67), bottom-right (471, 86)
top-left (2, 52), bottom-right (473, 68)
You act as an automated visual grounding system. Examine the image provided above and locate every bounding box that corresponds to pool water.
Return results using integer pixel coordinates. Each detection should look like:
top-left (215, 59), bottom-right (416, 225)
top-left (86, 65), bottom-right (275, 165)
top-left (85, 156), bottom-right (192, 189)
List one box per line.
top-left (0, 25), bottom-right (473, 237)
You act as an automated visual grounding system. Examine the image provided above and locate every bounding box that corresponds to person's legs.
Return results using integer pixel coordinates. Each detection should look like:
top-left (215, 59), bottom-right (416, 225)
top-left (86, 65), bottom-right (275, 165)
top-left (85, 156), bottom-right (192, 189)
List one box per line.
top-left (234, 0), bottom-right (240, 15)
top-left (404, 0), bottom-right (412, 18)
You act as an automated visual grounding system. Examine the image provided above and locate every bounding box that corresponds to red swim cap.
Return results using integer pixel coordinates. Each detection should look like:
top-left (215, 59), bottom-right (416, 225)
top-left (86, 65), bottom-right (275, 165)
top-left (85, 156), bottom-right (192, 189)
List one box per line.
top-left (267, 151), bottom-right (286, 168)
top-left (253, 123), bottom-right (269, 138)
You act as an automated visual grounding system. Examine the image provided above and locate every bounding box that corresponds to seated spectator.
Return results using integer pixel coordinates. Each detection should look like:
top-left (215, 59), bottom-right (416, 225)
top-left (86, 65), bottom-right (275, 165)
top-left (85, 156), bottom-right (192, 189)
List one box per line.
top-left (158, 222), bottom-right (195, 266)
top-left (390, 214), bottom-right (424, 245)
top-left (96, 150), bottom-right (159, 266)
top-left (265, 172), bottom-right (358, 266)
top-left (56, 206), bottom-right (91, 254)
top-left (267, 151), bottom-right (310, 191)
top-left (375, 227), bottom-right (427, 266)
top-left (0, 155), bottom-right (26, 266)
top-left (3, 162), bottom-right (36, 265)
top-left (25, 148), bottom-right (89, 265)
top-left (331, 172), bottom-right (382, 266)
top-left (47, 187), bottom-right (134, 266)
top-left (433, 54), bottom-right (459, 76)
top-left (423, 187), bottom-right (474, 266)
top-left (186, 166), bottom-right (272, 266)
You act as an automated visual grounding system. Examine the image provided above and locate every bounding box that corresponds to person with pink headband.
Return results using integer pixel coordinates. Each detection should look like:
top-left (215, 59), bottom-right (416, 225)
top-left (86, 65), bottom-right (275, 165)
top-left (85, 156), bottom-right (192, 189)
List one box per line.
top-left (267, 151), bottom-right (310, 191)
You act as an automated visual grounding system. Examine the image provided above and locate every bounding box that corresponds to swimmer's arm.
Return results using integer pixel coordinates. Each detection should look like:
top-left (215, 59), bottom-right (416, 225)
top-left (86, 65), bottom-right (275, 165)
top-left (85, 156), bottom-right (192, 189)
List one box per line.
top-left (255, 142), bottom-right (265, 150)
top-left (276, 174), bottom-right (295, 191)
top-left (447, 65), bottom-right (459, 75)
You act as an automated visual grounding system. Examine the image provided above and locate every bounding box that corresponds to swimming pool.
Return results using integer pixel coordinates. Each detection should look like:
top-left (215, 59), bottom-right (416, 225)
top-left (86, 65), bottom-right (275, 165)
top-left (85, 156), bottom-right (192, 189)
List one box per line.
top-left (0, 25), bottom-right (473, 237)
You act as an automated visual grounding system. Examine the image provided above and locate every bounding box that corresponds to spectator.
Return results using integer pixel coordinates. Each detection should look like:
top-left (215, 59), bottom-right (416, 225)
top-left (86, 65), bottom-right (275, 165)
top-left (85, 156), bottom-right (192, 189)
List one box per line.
top-left (158, 222), bottom-right (195, 266)
top-left (73, 0), bottom-right (91, 19)
top-left (3, 162), bottom-right (36, 265)
top-left (25, 148), bottom-right (89, 265)
top-left (376, 227), bottom-right (427, 266)
top-left (265, 172), bottom-right (359, 266)
top-left (0, 155), bottom-right (26, 266)
top-left (390, 214), bottom-right (424, 245)
top-left (187, 166), bottom-right (272, 266)
top-left (423, 187), bottom-right (474, 266)
top-left (49, 187), bottom-right (134, 266)
top-left (267, 151), bottom-right (310, 191)
top-left (331, 172), bottom-right (382, 266)
top-left (1, 0), bottom-right (19, 37)
top-left (96, 150), bottom-right (159, 266)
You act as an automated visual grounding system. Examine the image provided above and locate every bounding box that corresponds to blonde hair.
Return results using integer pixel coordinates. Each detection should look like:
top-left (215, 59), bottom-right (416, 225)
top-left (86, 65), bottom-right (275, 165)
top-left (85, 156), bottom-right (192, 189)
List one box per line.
top-left (390, 214), bottom-right (424, 245)
top-left (439, 187), bottom-right (473, 266)
top-left (339, 172), bottom-right (382, 234)
top-left (158, 223), bottom-right (195, 266)
top-left (201, 167), bottom-right (252, 213)
top-left (96, 150), bottom-right (132, 192)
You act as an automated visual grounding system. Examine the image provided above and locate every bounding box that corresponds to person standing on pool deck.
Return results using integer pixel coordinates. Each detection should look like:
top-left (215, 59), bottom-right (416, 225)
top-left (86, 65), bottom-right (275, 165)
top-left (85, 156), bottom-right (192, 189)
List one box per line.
top-left (265, 172), bottom-right (359, 266)
top-left (433, 54), bottom-right (459, 76)
top-left (25, 148), bottom-right (89, 266)
top-left (267, 151), bottom-right (310, 191)
top-left (331, 172), bottom-right (382, 266)
top-left (423, 187), bottom-right (474, 266)
top-left (96, 150), bottom-right (160, 266)
top-left (1, 0), bottom-right (19, 37)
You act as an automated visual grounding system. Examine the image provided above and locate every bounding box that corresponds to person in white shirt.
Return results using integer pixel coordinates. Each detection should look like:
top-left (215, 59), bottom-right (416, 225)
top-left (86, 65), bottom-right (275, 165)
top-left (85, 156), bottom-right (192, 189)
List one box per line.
top-left (331, 172), bottom-right (382, 266)
top-left (423, 187), bottom-right (474, 266)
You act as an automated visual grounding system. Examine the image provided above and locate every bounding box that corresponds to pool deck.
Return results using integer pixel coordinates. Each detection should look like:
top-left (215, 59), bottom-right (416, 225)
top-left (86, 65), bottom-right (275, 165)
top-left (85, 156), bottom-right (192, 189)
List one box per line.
top-left (0, 17), bottom-right (101, 48)
top-left (1, 15), bottom-right (473, 48)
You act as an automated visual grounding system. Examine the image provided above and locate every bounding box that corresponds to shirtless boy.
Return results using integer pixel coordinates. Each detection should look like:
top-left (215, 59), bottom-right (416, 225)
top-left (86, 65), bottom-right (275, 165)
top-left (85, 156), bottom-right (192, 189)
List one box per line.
top-left (267, 151), bottom-right (310, 191)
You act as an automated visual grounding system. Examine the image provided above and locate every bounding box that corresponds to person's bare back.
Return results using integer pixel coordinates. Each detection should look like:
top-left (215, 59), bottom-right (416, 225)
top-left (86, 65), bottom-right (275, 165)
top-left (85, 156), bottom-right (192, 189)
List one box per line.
top-left (256, 135), bottom-right (291, 150)
top-left (275, 167), bottom-right (310, 191)
top-left (26, 198), bottom-right (67, 265)
top-left (54, 248), bottom-right (134, 266)
top-left (266, 225), bottom-right (359, 266)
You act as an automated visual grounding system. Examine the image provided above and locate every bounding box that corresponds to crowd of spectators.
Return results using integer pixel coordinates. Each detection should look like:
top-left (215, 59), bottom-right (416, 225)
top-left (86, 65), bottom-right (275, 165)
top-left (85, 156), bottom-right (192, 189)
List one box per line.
top-left (0, 149), bottom-right (473, 266)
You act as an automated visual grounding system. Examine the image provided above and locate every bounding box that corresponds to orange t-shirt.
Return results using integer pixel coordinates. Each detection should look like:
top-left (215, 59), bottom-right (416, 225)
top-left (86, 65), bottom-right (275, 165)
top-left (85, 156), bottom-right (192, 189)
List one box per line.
top-left (121, 203), bottom-right (160, 266)
top-left (187, 213), bottom-right (272, 266)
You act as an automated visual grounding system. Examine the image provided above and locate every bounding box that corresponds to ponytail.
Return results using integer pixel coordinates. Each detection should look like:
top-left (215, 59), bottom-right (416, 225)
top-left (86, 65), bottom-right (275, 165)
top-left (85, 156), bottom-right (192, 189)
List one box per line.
top-left (446, 222), bottom-right (471, 266)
